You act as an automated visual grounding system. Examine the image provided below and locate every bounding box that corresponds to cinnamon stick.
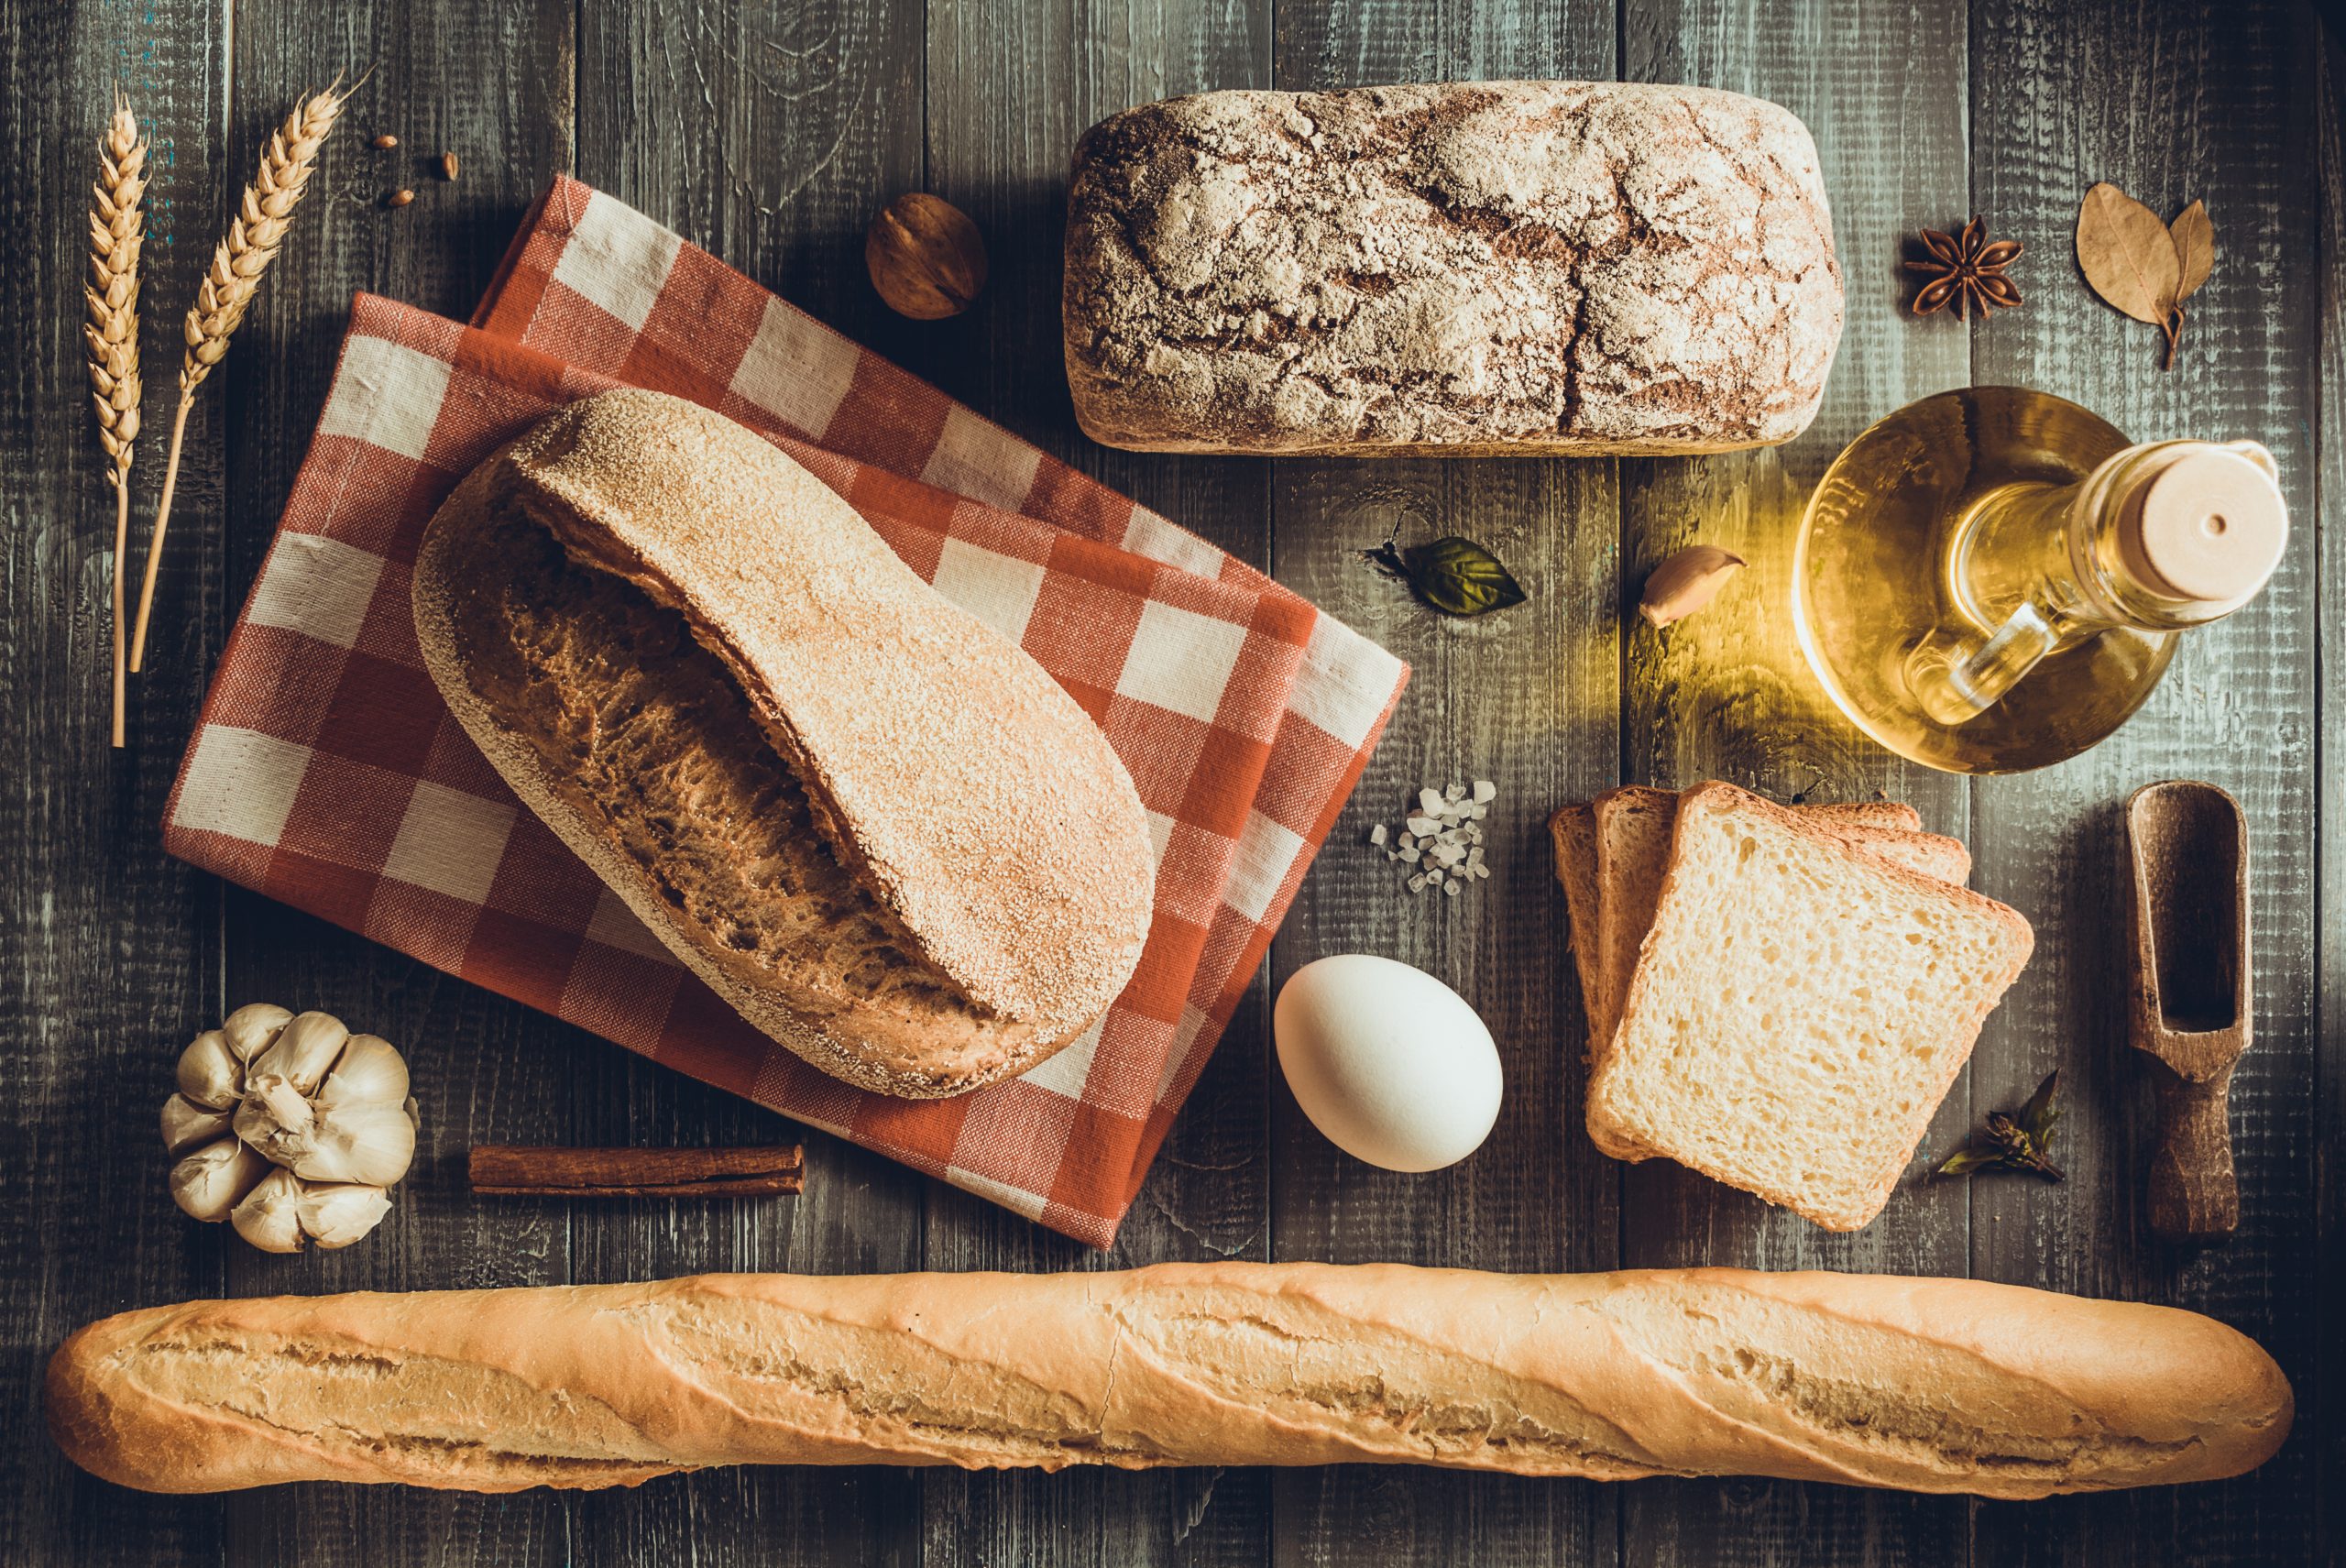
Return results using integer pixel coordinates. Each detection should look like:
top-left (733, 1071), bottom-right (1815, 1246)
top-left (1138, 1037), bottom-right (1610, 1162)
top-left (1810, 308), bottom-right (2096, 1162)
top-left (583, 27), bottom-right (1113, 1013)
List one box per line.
top-left (469, 1145), bottom-right (804, 1199)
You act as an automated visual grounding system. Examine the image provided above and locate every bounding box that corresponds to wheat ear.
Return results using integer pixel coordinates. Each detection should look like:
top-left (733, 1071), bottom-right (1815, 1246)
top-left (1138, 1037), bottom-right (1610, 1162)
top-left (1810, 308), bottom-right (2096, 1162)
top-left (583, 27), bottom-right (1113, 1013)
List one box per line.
top-left (86, 93), bottom-right (147, 747)
top-left (130, 74), bottom-right (352, 674)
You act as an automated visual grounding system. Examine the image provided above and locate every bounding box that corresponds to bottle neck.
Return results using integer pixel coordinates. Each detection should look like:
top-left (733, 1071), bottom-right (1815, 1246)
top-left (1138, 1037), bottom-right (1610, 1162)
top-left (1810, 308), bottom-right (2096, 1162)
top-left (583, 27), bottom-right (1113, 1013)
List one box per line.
top-left (1962, 441), bottom-right (2282, 640)
top-left (1908, 438), bottom-right (2285, 729)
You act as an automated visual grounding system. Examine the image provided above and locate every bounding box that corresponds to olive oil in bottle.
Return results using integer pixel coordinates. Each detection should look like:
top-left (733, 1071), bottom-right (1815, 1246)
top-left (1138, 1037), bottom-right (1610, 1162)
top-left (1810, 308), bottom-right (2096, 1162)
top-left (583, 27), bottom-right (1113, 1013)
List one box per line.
top-left (1793, 387), bottom-right (2286, 774)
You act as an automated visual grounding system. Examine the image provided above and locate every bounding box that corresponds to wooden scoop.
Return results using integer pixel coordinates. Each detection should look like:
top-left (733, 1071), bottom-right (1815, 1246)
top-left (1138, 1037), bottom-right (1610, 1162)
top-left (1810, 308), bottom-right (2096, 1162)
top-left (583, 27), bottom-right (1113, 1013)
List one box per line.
top-left (2123, 780), bottom-right (2249, 1243)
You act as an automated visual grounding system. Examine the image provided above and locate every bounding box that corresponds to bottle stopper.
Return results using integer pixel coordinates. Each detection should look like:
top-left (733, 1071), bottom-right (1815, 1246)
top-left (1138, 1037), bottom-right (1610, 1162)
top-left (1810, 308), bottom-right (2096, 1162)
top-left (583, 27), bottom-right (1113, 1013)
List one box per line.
top-left (2115, 444), bottom-right (2287, 608)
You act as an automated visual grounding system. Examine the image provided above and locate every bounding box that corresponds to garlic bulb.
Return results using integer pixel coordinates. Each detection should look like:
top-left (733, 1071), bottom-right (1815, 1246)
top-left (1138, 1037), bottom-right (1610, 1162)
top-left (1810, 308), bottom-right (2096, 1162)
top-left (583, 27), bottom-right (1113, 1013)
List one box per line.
top-left (162, 1006), bottom-right (417, 1252)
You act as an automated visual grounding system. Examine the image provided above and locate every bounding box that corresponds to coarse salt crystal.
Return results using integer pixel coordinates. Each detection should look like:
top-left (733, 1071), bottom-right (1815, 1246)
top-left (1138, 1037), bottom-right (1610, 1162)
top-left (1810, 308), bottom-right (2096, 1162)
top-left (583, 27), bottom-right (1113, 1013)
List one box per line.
top-left (1473, 780), bottom-right (1496, 803)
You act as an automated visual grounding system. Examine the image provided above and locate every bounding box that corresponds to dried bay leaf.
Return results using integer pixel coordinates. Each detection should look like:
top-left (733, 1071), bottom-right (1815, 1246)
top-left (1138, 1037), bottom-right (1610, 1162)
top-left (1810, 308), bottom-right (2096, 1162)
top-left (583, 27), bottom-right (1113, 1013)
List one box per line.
top-left (2170, 199), bottom-right (2213, 302)
top-left (2077, 181), bottom-right (2181, 325)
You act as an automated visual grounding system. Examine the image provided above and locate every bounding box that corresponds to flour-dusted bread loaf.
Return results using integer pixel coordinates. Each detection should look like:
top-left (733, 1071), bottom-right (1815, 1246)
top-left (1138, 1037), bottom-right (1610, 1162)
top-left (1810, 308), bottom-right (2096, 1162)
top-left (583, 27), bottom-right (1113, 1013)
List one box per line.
top-left (1587, 784), bottom-right (2033, 1227)
top-left (411, 389), bottom-right (1155, 1098)
top-left (48, 1266), bottom-right (2288, 1497)
top-left (1063, 82), bottom-right (1845, 455)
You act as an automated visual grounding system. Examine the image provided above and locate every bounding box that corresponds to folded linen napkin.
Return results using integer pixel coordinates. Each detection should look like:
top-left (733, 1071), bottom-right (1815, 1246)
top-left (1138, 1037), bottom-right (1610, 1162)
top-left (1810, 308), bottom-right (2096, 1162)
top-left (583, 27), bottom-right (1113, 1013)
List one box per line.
top-left (166, 181), bottom-right (1406, 1245)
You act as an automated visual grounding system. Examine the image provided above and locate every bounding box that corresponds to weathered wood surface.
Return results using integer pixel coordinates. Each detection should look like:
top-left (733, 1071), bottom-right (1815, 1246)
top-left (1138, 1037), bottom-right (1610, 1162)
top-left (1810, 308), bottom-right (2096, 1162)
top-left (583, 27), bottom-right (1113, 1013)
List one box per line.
top-left (1, 2), bottom-right (2333, 1565)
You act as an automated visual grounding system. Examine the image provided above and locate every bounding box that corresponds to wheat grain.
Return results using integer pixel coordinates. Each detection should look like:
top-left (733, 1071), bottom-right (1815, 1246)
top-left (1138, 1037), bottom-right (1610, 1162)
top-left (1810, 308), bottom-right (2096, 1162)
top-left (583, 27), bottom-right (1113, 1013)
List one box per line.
top-left (86, 93), bottom-right (146, 747)
top-left (131, 74), bottom-right (354, 674)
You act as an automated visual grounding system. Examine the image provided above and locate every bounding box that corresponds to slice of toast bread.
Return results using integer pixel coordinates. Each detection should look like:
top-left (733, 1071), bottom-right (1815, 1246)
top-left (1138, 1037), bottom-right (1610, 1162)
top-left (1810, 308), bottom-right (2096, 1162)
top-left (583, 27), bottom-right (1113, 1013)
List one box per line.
top-left (1585, 783), bottom-right (2034, 1230)
top-left (1584, 788), bottom-right (1960, 1161)
top-left (1548, 805), bottom-right (1606, 1052)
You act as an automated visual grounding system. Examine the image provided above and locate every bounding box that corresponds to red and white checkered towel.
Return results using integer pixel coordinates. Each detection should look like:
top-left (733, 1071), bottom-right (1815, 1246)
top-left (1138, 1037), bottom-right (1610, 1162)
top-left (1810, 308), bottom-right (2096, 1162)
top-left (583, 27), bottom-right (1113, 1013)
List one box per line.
top-left (165, 178), bottom-right (1407, 1246)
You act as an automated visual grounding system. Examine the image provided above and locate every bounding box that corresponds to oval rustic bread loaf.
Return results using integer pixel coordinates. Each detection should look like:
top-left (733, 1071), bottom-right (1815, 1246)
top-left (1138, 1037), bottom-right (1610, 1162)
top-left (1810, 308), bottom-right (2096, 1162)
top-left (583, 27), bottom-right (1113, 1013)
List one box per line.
top-left (1063, 81), bottom-right (1844, 455)
top-left (411, 389), bottom-right (1155, 1098)
top-left (48, 1265), bottom-right (2289, 1495)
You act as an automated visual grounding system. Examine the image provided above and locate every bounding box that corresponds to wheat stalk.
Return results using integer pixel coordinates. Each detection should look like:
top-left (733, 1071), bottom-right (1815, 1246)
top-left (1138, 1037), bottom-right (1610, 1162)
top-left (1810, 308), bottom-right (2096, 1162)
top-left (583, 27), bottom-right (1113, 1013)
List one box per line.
top-left (86, 93), bottom-right (147, 747)
top-left (130, 73), bottom-right (353, 674)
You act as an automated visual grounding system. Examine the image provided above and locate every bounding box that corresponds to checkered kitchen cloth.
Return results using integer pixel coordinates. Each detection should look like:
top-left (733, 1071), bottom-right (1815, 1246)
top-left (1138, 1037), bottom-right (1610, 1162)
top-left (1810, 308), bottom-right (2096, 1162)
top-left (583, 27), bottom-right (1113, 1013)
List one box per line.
top-left (165, 180), bottom-right (1407, 1246)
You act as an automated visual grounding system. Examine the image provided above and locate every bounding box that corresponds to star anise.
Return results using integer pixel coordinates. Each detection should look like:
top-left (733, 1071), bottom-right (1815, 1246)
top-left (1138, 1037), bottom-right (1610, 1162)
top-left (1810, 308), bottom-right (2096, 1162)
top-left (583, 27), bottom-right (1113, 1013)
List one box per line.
top-left (1904, 216), bottom-right (2024, 319)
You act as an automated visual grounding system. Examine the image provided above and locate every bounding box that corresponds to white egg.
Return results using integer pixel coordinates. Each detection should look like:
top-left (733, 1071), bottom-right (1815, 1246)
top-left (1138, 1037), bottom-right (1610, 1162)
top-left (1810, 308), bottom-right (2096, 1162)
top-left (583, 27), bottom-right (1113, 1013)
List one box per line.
top-left (1273, 954), bottom-right (1502, 1172)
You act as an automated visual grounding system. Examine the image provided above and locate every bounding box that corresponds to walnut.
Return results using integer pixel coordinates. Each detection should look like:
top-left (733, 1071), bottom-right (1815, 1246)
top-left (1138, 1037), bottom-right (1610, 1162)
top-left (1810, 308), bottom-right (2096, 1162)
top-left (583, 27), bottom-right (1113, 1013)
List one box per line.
top-left (865, 193), bottom-right (987, 320)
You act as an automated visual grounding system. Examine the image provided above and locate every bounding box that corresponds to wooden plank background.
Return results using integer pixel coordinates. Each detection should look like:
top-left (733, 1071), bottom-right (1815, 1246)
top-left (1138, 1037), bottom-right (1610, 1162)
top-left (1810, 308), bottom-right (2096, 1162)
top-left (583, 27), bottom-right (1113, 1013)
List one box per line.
top-left (0, 1), bottom-right (2333, 1563)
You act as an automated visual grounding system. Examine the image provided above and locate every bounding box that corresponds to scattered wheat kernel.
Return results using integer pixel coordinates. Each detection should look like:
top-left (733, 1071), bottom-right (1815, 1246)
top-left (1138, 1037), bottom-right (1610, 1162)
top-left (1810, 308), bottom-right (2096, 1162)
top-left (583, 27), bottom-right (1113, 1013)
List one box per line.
top-left (370, 132), bottom-right (399, 149)
top-left (387, 188), bottom-right (415, 207)
top-left (439, 150), bottom-right (459, 181)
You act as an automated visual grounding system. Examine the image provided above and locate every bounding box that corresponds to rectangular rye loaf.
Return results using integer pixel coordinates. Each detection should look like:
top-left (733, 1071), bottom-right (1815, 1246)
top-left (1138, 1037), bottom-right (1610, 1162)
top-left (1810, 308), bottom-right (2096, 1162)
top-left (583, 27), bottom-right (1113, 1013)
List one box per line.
top-left (1062, 82), bottom-right (1845, 455)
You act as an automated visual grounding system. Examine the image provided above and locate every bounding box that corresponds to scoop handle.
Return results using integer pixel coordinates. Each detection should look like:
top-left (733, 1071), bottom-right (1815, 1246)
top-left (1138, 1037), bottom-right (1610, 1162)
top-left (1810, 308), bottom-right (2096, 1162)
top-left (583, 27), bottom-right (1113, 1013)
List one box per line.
top-left (2146, 1062), bottom-right (2239, 1243)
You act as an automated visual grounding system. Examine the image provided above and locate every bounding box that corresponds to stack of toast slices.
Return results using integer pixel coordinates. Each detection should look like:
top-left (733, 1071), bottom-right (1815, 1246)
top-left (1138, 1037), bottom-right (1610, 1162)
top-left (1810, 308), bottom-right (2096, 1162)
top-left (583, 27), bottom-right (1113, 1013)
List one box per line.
top-left (1550, 782), bottom-right (2034, 1231)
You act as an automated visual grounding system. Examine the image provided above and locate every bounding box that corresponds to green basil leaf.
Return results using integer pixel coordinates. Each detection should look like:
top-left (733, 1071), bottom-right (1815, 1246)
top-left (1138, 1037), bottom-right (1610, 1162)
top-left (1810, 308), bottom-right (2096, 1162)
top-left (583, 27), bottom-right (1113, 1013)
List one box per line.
top-left (1399, 536), bottom-right (1529, 618)
top-left (2020, 1069), bottom-right (2062, 1151)
top-left (1932, 1144), bottom-right (2003, 1180)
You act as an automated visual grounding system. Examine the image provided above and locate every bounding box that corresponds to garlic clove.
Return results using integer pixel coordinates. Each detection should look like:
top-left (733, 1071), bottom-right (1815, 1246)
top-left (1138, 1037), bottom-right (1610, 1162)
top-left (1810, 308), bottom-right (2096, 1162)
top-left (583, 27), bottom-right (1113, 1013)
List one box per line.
top-left (232, 1076), bottom-right (318, 1168)
top-left (170, 1138), bottom-right (270, 1223)
top-left (230, 1168), bottom-right (307, 1253)
top-left (175, 1030), bottom-right (244, 1110)
top-left (250, 1011), bottom-right (350, 1094)
top-left (1638, 544), bottom-right (1748, 629)
top-left (316, 1034), bottom-right (410, 1111)
top-left (220, 1003), bottom-right (293, 1062)
top-left (285, 1102), bottom-right (417, 1187)
top-left (160, 1093), bottom-right (235, 1156)
top-left (296, 1182), bottom-right (392, 1249)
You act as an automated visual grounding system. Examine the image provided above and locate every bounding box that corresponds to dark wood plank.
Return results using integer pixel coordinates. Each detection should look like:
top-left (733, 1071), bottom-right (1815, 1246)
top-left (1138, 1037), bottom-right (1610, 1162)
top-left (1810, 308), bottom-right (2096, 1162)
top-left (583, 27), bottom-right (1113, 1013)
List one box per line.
top-left (2315, 22), bottom-right (2346, 1566)
top-left (207, 4), bottom-right (578, 1565)
top-left (1966, 1), bottom-right (2320, 1564)
top-left (566, 3), bottom-right (929, 1566)
top-left (915, 3), bottom-right (1278, 1564)
top-left (1, 5), bottom-right (229, 1563)
top-left (1261, 8), bottom-right (1623, 1568)
top-left (1613, 2), bottom-right (1975, 1563)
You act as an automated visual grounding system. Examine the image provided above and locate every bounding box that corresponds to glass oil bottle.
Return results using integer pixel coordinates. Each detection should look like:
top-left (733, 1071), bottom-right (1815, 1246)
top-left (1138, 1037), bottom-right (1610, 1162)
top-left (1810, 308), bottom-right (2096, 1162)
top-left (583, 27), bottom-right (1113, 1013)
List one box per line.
top-left (1793, 387), bottom-right (2286, 773)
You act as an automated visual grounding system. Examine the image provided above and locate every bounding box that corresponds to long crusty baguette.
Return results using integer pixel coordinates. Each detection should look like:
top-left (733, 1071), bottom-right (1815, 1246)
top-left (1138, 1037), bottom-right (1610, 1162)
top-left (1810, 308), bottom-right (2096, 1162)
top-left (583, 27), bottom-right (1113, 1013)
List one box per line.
top-left (411, 389), bottom-right (1155, 1098)
top-left (47, 1266), bottom-right (2287, 1497)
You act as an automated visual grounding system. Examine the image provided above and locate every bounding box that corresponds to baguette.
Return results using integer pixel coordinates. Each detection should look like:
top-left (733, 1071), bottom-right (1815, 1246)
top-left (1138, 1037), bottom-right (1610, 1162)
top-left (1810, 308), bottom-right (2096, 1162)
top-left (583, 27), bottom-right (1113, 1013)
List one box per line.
top-left (47, 1266), bottom-right (2287, 1497)
top-left (411, 389), bottom-right (1155, 1098)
